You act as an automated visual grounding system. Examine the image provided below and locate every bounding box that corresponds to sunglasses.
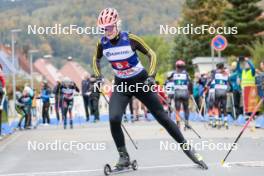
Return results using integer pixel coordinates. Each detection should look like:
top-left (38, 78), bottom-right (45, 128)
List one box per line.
top-left (102, 25), bottom-right (116, 32)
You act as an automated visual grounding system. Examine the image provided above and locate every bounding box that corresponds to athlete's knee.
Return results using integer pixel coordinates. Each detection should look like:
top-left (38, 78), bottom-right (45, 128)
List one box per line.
top-left (109, 113), bottom-right (122, 125)
top-left (154, 109), bottom-right (171, 124)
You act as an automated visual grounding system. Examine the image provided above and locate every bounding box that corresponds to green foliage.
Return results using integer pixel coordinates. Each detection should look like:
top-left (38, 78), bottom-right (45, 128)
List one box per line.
top-left (138, 35), bottom-right (173, 83)
top-left (0, 0), bottom-right (183, 68)
top-left (172, 0), bottom-right (228, 75)
top-left (222, 0), bottom-right (264, 56)
top-left (247, 39), bottom-right (264, 66)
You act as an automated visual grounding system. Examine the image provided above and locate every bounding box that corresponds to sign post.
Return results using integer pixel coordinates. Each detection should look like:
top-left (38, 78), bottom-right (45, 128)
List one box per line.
top-left (211, 35), bottom-right (228, 69)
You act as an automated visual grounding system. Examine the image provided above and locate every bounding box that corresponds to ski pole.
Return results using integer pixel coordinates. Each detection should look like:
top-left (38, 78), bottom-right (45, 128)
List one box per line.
top-left (186, 124), bottom-right (202, 138)
top-left (230, 93), bottom-right (237, 119)
top-left (221, 97), bottom-right (264, 165)
top-left (100, 91), bottom-right (138, 150)
top-left (157, 93), bottom-right (202, 139)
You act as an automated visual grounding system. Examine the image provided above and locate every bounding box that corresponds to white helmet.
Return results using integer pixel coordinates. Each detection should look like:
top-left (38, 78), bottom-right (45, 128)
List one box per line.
top-left (63, 77), bottom-right (72, 86)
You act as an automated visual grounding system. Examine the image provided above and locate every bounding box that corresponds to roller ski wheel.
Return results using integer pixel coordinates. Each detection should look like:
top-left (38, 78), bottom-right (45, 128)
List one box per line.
top-left (103, 160), bottom-right (138, 175)
top-left (131, 160), bottom-right (138, 170)
top-left (104, 164), bottom-right (111, 176)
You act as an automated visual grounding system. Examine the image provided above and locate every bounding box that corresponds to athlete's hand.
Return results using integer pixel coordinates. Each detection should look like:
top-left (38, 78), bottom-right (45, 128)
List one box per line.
top-left (96, 76), bottom-right (104, 84)
top-left (144, 76), bottom-right (155, 86)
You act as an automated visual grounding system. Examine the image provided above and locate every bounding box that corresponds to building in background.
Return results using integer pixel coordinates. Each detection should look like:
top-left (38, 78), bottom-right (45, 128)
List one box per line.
top-left (34, 58), bottom-right (63, 87)
top-left (59, 57), bottom-right (90, 89)
top-left (192, 57), bottom-right (227, 74)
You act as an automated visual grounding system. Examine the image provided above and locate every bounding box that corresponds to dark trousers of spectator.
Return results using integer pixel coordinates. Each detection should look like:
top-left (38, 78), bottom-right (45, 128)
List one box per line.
top-left (17, 107), bottom-right (31, 128)
top-left (83, 95), bottom-right (90, 121)
top-left (55, 97), bottom-right (61, 121)
top-left (90, 98), bottom-right (99, 121)
top-left (42, 102), bottom-right (50, 124)
top-left (194, 96), bottom-right (200, 110)
top-left (233, 90), bottom-right (241, 119)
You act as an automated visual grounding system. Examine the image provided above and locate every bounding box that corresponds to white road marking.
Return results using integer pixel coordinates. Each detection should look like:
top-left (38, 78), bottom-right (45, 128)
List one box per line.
top-left (1, 160), bottom-right (264, 175)
top-left (0, 161), bottom-right (233, 176)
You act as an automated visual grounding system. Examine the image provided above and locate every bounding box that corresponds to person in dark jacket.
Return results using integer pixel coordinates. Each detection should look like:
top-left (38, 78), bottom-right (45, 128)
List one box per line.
top-left (53, 80), bottom-right (62, 122)
top-left (40, 80), bottom-right (51, 124)
top-left (88, 75), bottom-right (101, 123)
top-left (16, 88), bottom-right (33, 129)
top-left (81, 75), bottom-right (90, 121)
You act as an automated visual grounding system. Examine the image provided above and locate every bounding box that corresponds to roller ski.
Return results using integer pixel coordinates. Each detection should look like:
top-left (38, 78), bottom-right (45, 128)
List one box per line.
top-left (180, 142), bottom-right (208, 170)
top-left (104, 147), bottom-right (138, 175)
top-left (104, 160), bottom-right (138, 175)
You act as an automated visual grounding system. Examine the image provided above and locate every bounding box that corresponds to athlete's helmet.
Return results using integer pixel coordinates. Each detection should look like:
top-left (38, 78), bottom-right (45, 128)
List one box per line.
top-left (62, 77), bottom-right (72, 87)
top-left (216, 62), bottom-right (224, 69)
top-left (97, 8), bottom-right (119, 28)
top-left (175, 60), bottom-right (185, 67)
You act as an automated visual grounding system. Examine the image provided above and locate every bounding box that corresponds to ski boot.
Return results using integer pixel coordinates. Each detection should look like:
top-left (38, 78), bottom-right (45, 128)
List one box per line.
top-left (224, 120), bottom-right (228, 129)
top-left (180, 142), bottom-right (208, 170)
top-left (115, 147), bottom-right (130, 170)
top-left (70, 119), bottom-right (73, 129)
top-left (176, 121), bottom-right (181, 129)
top-left (124, 115), bottom-right (128, 123)
top-left (209, 118), bottom-right (213, 126)
top-left (63, 118), bottom-right (67, 129)
top-left (212, 119), bottom-right (216, 128)
top-left (184, 120), bottom-right (191, 131)
top-left (216, 119), bottom-right (221, 129)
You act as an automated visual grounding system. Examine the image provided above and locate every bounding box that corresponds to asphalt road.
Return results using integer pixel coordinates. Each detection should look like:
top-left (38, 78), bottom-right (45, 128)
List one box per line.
top-left (0, 121), bottom-right (263, 176)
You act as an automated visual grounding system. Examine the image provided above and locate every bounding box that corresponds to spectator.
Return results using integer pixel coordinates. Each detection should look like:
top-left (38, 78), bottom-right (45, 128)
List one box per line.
top-left (81, 74), bottom-right (90, 122)
top-left (88, 75), bottom-right (101, 123)
top-left (23, 86), bottom-right (34, 128)
top-left (0, 64), bottom-right (6, 135)
top-left (53, 80), bottom-right (62, 122)
top-left (40, 80), bottom-right (51, 125)
top-left (16, 87), bottom-right (33, 129)
top-left (256, 61), bottom-right (264, 100)
top-left (229, 61), bottom-right (242, 118)
top-left (193, 73), bottom-right (201, 110)
top-left (31, 89), bottom-right (37, 127)
top-left (236, 56), bottom-right (256, 89)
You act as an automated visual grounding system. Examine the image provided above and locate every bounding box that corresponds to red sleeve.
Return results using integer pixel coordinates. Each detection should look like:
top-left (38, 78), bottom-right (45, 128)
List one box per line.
top-left (155, 85), bottom-right (167, 104)
top-left (0, 76), bottom-right (5, 87)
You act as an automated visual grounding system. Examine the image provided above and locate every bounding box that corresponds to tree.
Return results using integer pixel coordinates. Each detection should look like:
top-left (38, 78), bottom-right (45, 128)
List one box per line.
top-left (139, 36), bottom-right (173, 83)
top-left (222, 0), bottom-right (264, 56)
top-left (247, 39), bottom-right (264, 67)
top-left (172, 0), bottom-right (228, 73)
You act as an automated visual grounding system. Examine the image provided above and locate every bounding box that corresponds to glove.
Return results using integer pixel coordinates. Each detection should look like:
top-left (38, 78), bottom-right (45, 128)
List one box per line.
top-left (96, 76), bottom-right (104, 84)
top-left (144, 76), bottom-right (155, 86)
